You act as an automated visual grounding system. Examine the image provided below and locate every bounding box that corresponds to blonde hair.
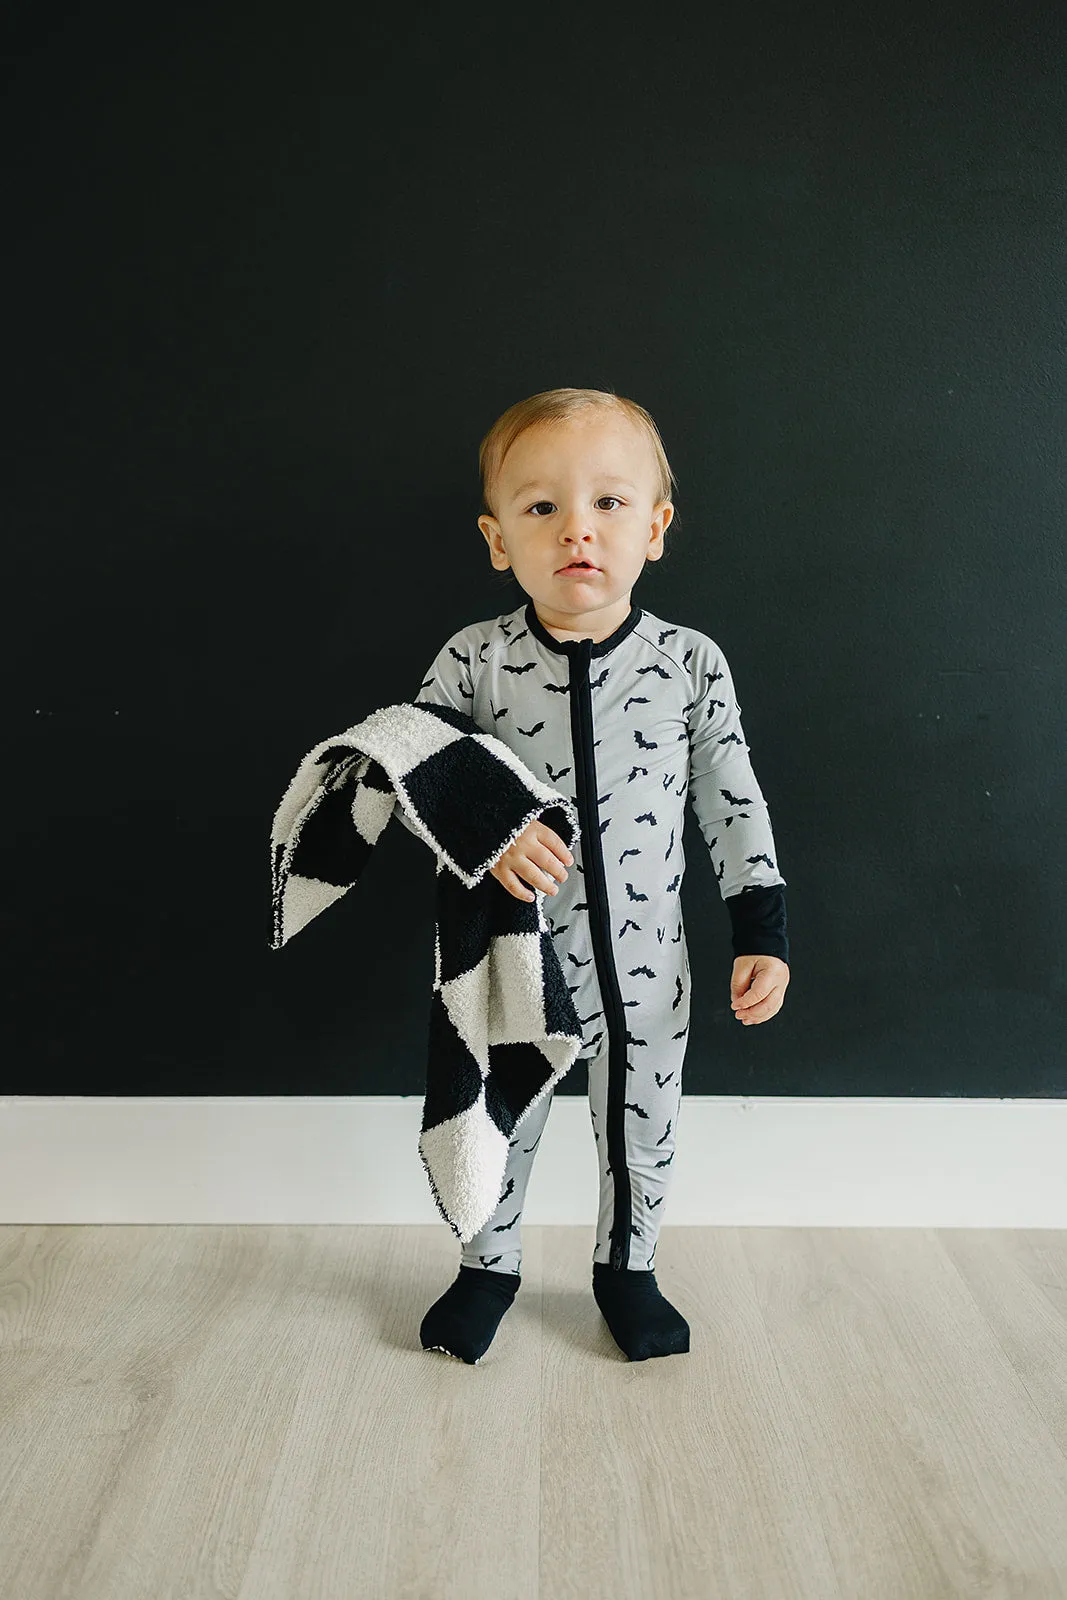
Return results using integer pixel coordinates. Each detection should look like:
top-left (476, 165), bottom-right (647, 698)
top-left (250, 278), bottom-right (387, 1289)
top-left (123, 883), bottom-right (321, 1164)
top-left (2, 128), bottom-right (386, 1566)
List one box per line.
top-left (478, 386), bottom-right (679, 533)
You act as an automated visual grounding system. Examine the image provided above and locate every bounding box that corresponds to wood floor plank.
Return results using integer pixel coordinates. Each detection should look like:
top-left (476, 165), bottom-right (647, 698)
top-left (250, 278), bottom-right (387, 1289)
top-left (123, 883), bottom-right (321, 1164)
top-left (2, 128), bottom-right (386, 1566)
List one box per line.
top-left (236, 1226), bottom-right (542, 1598)
top-left (743, 1227), bottom-right (1067, 1596)
top-left (540, 1226), bottom-right (844, 1600)
top-left (937, 1229), bottom-right (1067, 1455)
top-left (1, 1226), bottom-right (1066, 1598)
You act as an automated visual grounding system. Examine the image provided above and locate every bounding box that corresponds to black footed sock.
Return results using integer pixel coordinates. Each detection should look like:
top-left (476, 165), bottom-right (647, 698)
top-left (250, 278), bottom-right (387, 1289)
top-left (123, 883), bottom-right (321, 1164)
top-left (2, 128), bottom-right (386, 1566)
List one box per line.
top-left (420, 1265), bottom-right (521, 1365)
top-left (592, 1262), bottom-right (690, 1361)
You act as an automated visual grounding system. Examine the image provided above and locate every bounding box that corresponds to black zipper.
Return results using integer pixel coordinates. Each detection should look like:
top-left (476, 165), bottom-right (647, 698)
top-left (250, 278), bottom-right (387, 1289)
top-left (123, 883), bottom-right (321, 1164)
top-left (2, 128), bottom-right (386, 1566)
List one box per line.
top-left (566, 637), bottom-right (633, 1273)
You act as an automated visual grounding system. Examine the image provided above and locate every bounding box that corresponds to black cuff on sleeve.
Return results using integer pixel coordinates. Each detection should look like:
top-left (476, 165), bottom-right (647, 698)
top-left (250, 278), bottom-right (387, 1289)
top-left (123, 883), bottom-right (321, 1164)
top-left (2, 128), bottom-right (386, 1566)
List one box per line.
top-left (725, 884), bottom-right (789, 964)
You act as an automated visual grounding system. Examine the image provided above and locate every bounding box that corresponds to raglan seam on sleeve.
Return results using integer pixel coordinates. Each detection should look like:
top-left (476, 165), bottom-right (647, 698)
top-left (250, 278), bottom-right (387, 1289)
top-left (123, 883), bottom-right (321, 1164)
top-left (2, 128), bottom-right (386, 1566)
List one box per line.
top-left (636, 620), bottom-right (724, 718)
top-left (686, 646), bottom-right (729, 726)
top-left (459, 616), bottom-right (514, 695)
top-left (431, 618), bottom-right (493, 696)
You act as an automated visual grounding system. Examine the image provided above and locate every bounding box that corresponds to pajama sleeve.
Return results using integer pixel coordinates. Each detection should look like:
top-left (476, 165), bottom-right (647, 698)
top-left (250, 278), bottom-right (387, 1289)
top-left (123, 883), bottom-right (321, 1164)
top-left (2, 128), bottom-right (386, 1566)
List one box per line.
top-left (392, 628), bottom-right (479, 838)
top-left (685, 635), bottom-right (789, 963)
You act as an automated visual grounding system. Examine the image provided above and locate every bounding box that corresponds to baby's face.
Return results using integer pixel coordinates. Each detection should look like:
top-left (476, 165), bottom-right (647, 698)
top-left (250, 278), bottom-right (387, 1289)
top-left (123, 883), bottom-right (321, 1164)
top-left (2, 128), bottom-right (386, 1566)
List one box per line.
top-left (477, 413), bottom-right (673, 617)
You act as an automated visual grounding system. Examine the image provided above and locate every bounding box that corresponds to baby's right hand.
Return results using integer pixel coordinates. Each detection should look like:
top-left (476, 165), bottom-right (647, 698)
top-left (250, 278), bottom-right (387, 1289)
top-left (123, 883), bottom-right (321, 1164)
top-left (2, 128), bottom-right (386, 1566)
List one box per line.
top-left (489, 819), bottom-right (574, 902)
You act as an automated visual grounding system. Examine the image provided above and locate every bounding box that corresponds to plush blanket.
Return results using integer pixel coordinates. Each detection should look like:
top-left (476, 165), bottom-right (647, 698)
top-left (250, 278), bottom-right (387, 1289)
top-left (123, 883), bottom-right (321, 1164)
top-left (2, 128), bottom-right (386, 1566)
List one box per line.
top-left (269, 701), bottom-right (584, 1244)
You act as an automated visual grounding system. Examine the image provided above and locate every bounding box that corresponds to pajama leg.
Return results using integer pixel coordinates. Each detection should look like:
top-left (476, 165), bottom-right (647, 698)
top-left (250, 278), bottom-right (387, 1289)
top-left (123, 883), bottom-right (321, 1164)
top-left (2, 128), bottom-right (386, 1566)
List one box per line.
top-left (588, 1018), bottom-right (688, 1273)
top-left (458, 1085), bottom-right (555, 1276)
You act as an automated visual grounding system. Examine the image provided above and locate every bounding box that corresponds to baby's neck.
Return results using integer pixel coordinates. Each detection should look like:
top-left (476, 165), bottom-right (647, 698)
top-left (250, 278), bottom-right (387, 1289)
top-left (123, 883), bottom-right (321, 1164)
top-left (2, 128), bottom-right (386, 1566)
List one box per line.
top-left (536, 600), bottom-right (633, 644)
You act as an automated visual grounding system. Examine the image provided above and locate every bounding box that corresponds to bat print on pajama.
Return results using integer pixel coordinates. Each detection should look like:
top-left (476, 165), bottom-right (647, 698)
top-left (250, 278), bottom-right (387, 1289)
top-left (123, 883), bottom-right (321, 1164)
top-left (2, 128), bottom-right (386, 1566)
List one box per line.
top-left (396, 598), bottom-right (786, 1276)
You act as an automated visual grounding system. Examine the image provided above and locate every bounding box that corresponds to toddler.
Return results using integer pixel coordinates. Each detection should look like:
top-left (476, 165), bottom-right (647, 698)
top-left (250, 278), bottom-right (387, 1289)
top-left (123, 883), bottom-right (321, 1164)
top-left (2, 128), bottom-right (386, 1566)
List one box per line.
top-left (398, 386), bottom-right (790, 1362)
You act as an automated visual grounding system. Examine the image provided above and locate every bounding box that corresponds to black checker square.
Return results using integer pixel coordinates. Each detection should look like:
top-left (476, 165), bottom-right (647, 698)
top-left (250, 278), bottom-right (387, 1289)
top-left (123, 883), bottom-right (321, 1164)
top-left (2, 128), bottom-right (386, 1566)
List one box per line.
top-left (486, 869), bottom-right (544, 938)
top-left (539, 928), bottom-right (583, 1037)
top-left (484, 1040), bottom-right (557, 1138)
top-left (353, 756), bottom-right (393, 796)
top-left (410, 701), bottom-right (481, 737)
top-left (434, 868), bottom-right (496, 986)
top-left (404, 737), bottom-right (569, 879)
top-left (434, 864), bottom-right (541, 986)
top-left (289, 774), bottom-right (374, 888)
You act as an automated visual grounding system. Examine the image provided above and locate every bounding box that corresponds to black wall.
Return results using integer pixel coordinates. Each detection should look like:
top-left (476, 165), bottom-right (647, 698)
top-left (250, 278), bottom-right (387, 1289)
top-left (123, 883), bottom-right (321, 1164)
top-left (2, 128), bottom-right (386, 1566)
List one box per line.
top-left (7, 2), bottom-right (1065, 1095)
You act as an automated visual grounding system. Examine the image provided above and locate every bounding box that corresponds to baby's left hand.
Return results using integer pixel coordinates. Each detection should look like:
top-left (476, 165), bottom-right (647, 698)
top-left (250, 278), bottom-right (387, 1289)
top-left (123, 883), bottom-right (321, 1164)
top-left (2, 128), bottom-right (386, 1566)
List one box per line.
top-left (731, 955), bottom-right (790, 1025)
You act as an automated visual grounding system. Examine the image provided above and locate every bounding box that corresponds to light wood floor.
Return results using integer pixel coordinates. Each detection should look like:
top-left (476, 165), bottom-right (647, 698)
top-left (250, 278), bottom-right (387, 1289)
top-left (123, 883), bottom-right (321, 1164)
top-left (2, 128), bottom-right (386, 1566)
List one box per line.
top-left (2, 1224), bottom-right (1067, 1598)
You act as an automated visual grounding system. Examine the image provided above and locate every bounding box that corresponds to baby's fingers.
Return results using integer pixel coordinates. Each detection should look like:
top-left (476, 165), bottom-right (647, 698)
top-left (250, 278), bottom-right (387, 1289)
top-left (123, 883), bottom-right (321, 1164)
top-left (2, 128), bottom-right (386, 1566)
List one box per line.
top-left (496, 865), bottom-right (539, 902)
top-left (516, 861), bottom-right (566, 901)
top-left (735, 990), bottom-right (784, 1024)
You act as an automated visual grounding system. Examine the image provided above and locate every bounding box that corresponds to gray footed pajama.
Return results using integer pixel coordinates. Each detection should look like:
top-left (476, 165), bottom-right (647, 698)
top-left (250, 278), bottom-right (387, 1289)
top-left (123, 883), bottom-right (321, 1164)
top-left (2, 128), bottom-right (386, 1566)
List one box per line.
top-left (396, 599), bottom-right (788, 1277)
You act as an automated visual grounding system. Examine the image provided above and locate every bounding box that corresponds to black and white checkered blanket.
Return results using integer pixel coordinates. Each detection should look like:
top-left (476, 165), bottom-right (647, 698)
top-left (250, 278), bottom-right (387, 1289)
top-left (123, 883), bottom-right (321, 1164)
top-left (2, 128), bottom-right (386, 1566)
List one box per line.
top-left (269, 701), bottom-right (584, 1244)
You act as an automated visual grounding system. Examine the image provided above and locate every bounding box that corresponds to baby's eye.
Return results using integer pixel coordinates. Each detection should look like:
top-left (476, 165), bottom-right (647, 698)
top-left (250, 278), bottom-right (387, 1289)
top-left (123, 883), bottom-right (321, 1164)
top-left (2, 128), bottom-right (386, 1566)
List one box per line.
top-left (527, 496), bottom-right (622, 515)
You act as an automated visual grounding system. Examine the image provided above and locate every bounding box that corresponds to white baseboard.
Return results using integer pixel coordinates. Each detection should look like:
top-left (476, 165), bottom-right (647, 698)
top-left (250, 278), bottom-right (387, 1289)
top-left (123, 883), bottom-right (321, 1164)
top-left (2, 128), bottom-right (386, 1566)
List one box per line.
top-left (0, 1096), bottom-right (1063, 1226)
